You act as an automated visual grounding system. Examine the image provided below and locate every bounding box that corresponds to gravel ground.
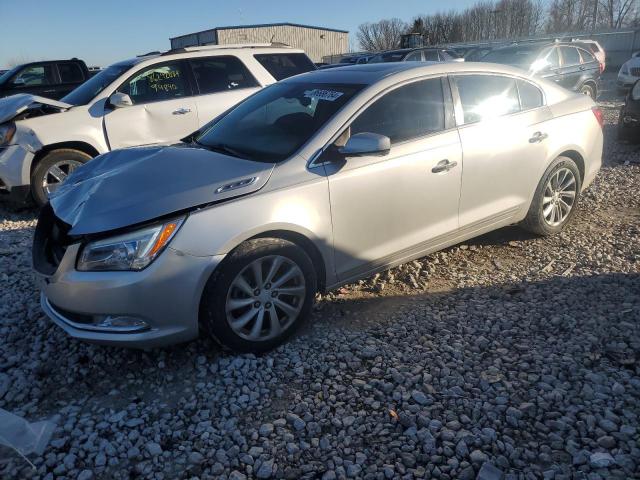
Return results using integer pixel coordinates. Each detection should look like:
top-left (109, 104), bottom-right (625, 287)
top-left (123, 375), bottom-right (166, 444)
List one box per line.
top-left (0, 102), bottom-right (638, 480)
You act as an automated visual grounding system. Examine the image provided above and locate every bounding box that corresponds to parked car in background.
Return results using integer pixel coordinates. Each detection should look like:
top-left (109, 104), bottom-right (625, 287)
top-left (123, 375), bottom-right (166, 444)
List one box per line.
top-left (0, 44), bottom-right (316, 205)
top-left (34, 62), bottom-right (602, 352)
top-left (0, 59), bottom-right (92, 100)
top-left (572, 39), bottom-right (605, 71)
top-left (319, 54), bottom-right (372, 69)
top-left (482, 42), bottom-right (601, 99)
top-left (464, 46), bottom-right (497, 62)
top-left (368, 47), bottom-right (463, 63)
top-left (617, 53), bottom-right (640, 90)
top-left (618, 79), bottom-right (640, 142)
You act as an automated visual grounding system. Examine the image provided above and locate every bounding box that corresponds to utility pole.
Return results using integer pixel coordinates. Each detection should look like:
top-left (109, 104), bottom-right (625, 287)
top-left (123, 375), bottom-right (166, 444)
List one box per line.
top-left (591, 0), bottom-right (598, 32)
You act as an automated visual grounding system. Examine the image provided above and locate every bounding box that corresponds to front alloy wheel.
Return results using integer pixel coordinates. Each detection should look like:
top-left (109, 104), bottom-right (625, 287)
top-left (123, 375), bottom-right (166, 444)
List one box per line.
top-left (201, 238), bottom-right (317, 353)
top-left (225, 255), bottom-right (306, 342)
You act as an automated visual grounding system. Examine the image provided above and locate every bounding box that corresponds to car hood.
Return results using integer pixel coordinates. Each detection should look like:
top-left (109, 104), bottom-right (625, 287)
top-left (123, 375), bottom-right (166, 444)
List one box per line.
top-left (0, 94), bottom-right (72, 124)
top-left (621, 57), bottom-right (640, 71)
top-left (49, 144), bottom-right (275, 236)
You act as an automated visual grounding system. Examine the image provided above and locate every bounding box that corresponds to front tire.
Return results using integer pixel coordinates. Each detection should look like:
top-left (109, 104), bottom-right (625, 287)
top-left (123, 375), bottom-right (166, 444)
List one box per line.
top-left (31, 149), bottom-right (91, 207)
top-left (200, 238), bottom-right (317, 353)
top-left (521, 156), bottom-right (582, 236)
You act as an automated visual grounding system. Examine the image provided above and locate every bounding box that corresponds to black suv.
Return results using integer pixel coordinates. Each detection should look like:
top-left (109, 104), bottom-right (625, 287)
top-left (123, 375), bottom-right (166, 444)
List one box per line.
top-left (482, 42), bottom-right (601, 99)
top-left (0, 59), bottom-right (92, 100)
top-left (368, 48), bottom-right (461, 63)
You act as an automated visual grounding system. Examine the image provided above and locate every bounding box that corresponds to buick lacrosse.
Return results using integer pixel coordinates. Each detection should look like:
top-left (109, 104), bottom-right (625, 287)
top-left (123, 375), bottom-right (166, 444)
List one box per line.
top-left (33, 62), bottom-right (603, 352)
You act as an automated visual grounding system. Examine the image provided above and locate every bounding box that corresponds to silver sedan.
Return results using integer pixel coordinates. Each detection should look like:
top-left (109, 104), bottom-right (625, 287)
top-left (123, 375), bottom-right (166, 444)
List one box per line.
top-left (33, 62), bottom-right (603, 352)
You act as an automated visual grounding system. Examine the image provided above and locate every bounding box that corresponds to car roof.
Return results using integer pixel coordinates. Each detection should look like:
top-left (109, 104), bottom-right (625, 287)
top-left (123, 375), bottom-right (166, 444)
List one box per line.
top-left (117, 45), bottom-right (306, 69)
top-left (283, 61), bottom-right (544, 85)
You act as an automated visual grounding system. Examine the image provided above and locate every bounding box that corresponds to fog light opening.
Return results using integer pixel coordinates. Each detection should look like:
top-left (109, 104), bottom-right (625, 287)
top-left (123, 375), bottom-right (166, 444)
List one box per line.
top-left (95, 316), bottom-right (149, 332)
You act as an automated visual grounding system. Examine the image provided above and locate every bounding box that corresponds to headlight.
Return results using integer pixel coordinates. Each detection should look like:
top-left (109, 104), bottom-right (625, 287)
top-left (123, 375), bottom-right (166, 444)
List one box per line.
top-left (0, 122), bottom-right (16, 146)
top-left (77, 217), bottom-right (184, 271)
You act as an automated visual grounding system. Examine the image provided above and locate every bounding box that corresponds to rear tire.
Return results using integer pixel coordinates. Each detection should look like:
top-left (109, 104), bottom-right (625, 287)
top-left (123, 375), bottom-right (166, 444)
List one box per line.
top-left (579, 82), bottom-right (597, 100)
top-left (31, 149), bottom-right (91, 207)
top-left (200, 238), bottom-right (317, 353)
top-left (521, 156), bottom-right (582, 236)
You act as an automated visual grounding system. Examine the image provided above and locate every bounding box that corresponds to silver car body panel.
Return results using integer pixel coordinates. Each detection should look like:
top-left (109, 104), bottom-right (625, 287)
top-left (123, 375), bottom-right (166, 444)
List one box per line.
top-left (41, 243), bottom-right (223, 347)
top-left (49, 144), bottom-right (275, 235)
top-left (38, 62), bottom-right (603, 347)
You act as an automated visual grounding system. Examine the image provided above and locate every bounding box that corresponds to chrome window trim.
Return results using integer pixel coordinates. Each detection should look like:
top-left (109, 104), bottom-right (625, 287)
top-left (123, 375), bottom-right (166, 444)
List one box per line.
top-left (449, 72), bottom-right (548, 128)
top-left (308, 73), bottom-right (453, 169)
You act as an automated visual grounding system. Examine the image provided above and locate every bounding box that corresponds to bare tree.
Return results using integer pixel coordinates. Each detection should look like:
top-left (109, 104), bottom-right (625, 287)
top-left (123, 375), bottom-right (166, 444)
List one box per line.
top-left (598, 0), bottom-right (637, 28)
top-left (357, 18), bottom-right (408, 51)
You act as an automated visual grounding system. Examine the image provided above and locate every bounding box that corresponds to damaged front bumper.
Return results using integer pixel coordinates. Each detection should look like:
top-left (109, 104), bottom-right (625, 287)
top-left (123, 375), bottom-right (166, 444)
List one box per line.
top-left (38, 242), bottom-right (225, 348)
top-left (0, 144), bottom-right (34, 201)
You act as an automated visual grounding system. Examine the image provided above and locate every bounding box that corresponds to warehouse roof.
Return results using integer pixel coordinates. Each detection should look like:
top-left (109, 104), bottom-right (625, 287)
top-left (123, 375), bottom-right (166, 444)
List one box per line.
top-left (170, 22), bottom-right (349, 40)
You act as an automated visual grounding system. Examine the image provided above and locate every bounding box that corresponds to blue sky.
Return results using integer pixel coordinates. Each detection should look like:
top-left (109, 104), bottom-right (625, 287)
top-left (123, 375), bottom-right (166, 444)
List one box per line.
top-left (0, 0), bottom-right (476, 68)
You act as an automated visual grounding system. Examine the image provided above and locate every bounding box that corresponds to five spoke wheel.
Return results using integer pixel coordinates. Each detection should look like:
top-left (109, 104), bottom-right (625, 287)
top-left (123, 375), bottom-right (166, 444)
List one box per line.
top-left (42, 159), bottom-right (83, 196)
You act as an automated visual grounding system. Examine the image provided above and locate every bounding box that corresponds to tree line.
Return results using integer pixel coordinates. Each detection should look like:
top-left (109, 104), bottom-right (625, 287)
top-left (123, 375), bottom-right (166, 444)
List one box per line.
top-left (357, 0), bottom-right (640, 50)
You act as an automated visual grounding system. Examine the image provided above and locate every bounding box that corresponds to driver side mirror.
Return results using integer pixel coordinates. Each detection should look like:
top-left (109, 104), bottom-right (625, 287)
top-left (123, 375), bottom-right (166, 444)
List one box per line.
top-left (338, 132), bottom-right (391, 156)
top-left (11, 78), bottom-right (25, 86)
top-left (109, 92), bottom-right (133, 108)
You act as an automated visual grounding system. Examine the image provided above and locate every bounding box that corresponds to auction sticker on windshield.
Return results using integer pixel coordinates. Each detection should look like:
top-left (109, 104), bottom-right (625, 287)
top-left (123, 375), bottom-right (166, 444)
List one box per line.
top-left (304, 89), bottom-right (344, 101)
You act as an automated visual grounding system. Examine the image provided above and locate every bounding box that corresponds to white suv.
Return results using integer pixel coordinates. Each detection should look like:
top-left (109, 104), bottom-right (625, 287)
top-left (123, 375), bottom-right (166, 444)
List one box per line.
top-left (0, 44), bottom-right (315, 205)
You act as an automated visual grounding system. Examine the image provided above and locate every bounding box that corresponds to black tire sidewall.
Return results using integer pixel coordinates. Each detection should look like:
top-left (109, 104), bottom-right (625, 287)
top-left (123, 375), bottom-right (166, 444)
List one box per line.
top-left (31, 149), bottom-right (91, 207)
top-left (525, 156), bottom-right (582, 236)
top-left (200, 238), bottom-right (317, 353)
top-left (580, 83), bottom-right (595, 100)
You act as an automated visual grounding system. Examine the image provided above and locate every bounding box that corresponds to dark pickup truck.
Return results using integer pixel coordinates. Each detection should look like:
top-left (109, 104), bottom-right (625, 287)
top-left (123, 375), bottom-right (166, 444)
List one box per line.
top-left (0, 59), bottom-right (92, 100)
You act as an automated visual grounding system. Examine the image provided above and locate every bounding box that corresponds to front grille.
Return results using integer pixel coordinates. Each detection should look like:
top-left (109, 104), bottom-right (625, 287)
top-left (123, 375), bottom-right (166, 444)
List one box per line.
top-left (33, 204), bottom-right (73, 275)
top-left (631, 67), bottom-right (640, 77)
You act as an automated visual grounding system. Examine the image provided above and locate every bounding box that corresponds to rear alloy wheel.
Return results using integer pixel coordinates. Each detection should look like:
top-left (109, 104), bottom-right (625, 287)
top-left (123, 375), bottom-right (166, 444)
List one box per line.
top-left (31, 149), bottom-right (91, 207)
top-left (580, 83), bottom-right (596, 100)
top-left (201, 238), bottom-right (317, 353)
top-left (521, 156), bottom-right (582, 236)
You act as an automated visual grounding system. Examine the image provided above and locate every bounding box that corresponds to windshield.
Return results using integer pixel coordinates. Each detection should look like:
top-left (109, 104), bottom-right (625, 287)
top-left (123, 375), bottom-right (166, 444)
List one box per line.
top-left (483, 46), bottom-right (541, 67)
top-left (61, 62), bottom-right (134, 105)
top-left (0, 65), bottom-right (20, 85)
top-left (195, 82), bottom-right (364, 163)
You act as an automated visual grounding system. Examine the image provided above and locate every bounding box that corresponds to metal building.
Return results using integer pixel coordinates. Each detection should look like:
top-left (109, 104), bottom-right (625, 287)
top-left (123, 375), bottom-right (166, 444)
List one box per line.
top-left (170, 23), bottom-right (349, 63)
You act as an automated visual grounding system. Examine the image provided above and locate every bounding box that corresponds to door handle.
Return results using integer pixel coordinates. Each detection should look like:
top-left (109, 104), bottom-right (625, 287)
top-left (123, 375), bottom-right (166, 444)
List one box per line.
top-left (431, 159), bottom-right (458, 173)
top-left (172, 108), bottom-right (191, 115)
top-left (529, 131), bottom-right (548, 143)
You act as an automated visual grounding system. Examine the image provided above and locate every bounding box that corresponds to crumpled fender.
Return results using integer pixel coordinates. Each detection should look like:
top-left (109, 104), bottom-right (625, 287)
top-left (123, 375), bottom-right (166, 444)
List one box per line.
top-left (50, 144), bottom-right (274, 235)
top-left (0, 94), bottom-right (71, 124)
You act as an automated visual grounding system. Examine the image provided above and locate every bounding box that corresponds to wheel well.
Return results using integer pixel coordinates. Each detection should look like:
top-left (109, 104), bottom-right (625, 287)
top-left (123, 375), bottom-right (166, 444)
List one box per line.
top-left (251, 230), bottom-right (327, 293)
top-left (559, 150), bottom-right (585, 182)
top-left (31, 142), bottom-right (99, 174)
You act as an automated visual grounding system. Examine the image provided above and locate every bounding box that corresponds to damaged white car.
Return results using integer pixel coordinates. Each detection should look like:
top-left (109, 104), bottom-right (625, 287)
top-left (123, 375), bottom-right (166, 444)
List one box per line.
top-left (0, 44), bottom-right (315, 205)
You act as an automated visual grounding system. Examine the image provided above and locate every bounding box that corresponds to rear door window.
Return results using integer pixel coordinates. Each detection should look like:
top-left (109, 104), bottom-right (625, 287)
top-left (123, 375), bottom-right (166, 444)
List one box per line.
top-left (58, 63), bottom-right (84, 83)
top-left (350, 78), bottom-right (446, 144)
top-left (517, 80), bottom-right (544, 110)
top-left (254, 53), bottom-right (316, 81)
top-left (118, 62), bottom-right (190, 104)
top-left (189, 56), bottom-right (259, 94)
top-left (560, 47), bottom-right (581, 66)
top-left (454, 75), bottom-right (520, 124)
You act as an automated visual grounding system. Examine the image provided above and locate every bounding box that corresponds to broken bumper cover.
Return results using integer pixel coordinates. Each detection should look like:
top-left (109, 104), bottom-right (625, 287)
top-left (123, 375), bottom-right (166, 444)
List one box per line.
top-left (39, 243), bottom-right (224, 348)
top-left (0, 144), bottom-right (33, 200)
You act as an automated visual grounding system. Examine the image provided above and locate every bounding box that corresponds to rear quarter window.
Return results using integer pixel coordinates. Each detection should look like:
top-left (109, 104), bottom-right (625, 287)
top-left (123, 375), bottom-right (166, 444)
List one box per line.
top-left (254, 53), bottom-right (316, 81)
top-left (517, 80), bottom-right (544, 110)
top-left (190, 56), bottom-right (259, 94)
